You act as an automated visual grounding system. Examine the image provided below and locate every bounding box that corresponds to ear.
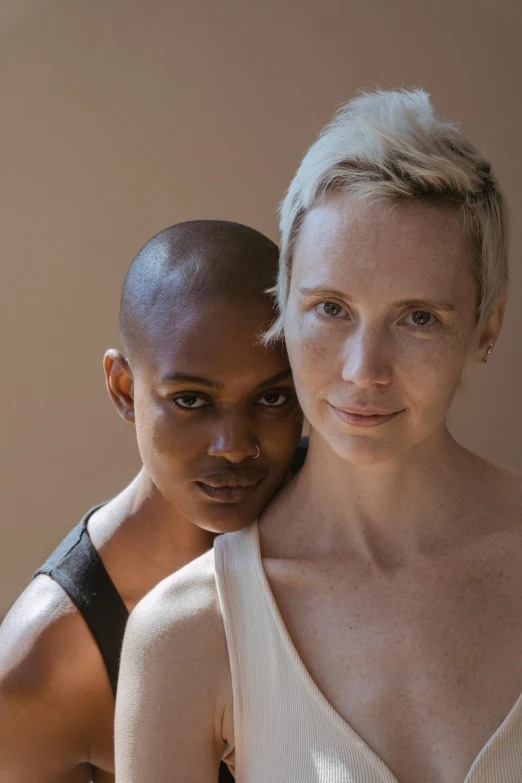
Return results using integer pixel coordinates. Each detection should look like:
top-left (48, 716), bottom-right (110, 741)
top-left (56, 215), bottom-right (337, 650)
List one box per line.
top-left (103, 349), bottom-right (135, 423)
top-left (474, 293), bottom-right (508, 363)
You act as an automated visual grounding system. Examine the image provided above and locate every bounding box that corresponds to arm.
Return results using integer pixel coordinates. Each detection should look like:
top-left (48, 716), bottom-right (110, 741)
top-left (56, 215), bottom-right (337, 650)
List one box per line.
top-left (0, 578), bottom-right (107, 781)
top-left (115, 550), bottom-right (233, 783)
top-left (0, 678), bottom-right (87, 783)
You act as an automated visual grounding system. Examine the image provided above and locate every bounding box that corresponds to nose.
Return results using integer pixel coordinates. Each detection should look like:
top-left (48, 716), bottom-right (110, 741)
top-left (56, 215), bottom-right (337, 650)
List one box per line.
top-left (207, 409), bottom-right (258, 463)
top-left (341, 325), bottom-right (391, 388)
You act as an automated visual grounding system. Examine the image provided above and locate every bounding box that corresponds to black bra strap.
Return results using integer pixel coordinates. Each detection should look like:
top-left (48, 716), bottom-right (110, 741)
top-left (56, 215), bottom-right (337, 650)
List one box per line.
top-left (39, 507), bottom-right (129, 697)
top-left (36, 508), bottom-right (236, 779)
top-left (219, 764), bottom-right (235, 782)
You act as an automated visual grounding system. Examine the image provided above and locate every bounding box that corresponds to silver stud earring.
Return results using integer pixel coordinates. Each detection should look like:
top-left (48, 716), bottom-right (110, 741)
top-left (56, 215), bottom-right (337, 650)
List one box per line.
top-left (481, 344), bottom-right (494, 364)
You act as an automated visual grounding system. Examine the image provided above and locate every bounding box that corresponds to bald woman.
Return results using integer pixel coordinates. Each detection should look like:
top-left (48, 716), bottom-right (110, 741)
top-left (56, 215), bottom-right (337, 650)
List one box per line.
top-left (0, 221), bottom-right (304, 783)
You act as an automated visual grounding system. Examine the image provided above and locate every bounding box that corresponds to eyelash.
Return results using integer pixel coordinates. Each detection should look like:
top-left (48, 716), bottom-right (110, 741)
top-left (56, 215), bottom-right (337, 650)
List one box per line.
top-left (314, 302), bottom-right (346, 319)
top-left (172, 395), bottom-right (209, 410)
top-left (313, 301), bottom-right (440, 330)
top-left (171, 391), bottom-right (294, 411)
top-left (400, 312), bottom-right (440, 330)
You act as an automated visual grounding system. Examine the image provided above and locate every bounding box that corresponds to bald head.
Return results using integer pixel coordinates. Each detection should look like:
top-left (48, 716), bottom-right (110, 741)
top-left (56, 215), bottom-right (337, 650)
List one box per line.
top-left (120, 221), bottom-right (279, 363)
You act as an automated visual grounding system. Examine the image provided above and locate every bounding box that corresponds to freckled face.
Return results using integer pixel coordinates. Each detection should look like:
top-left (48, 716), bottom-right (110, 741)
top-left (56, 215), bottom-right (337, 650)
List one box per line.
top-left (284, 194), bottom-right (478, 465)
top-left (131, 297), bottom-right (302, 533)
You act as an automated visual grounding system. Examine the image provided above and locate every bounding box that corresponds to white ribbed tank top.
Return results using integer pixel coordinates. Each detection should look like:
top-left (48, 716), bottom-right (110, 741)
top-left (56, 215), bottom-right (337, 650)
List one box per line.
top-left (214, 521), bottom-right (522, 783)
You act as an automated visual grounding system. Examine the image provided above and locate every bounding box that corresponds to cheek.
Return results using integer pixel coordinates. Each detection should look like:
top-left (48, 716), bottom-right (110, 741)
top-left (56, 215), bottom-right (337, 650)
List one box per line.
top-left (395, 333), bottom-right (470, 413)
top-left (132, 401), bottom-right (157, 462)
top-left (286, 319), bottom-right (469, 411)
top-left (133, 400), bottom-right (184, 469)
top-left (284, 311), bottom-right (330, 384)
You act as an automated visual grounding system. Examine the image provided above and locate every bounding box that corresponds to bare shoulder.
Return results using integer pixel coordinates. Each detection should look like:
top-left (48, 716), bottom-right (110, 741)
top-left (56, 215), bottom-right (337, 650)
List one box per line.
top-left (0, 575), bottom-right (113, 778)
top-left (477, 457), bottom-right (522, 521)
top-left (125, 547), bottom-right (226, 678)
top-left (116, 548), bottom-right (233, 780)
top-left (0, 575), bottom-right (97, 692)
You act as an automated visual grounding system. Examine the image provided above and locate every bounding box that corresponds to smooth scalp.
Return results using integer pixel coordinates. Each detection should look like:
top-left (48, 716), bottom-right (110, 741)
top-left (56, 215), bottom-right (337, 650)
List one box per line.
top-left (120, 220), bottom-right (280, 363)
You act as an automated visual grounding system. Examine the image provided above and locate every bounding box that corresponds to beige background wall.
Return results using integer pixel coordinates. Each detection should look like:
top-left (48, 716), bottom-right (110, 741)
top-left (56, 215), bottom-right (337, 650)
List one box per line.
top-left (1, 0), bottom-right (521, 618)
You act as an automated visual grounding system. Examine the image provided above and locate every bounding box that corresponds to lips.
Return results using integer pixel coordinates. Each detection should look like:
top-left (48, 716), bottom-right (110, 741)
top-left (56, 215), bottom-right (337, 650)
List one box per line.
top-left (195, 471), bottom-right (265, 504)
top-left (329, 403), bottom-right (404, 428)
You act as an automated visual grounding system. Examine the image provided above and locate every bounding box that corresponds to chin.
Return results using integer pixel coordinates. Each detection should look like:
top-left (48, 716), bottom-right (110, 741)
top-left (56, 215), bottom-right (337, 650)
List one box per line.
top-left (214, 517), bottom-right (255, 535)
top-left (189, 504), bottom-right (259, 536)
top-left (190, 479), bottom-right (284, 535)
top-left (328, 432), bottom-right (409, 466)
top-left (195, 517), bottom-right (255, 536)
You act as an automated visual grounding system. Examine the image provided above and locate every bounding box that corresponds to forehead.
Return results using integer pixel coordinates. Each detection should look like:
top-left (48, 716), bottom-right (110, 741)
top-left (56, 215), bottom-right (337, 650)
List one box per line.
top-left (293, 193), bottom-right (473, 300)
top-left (139, 296), bottom-right (287, 383)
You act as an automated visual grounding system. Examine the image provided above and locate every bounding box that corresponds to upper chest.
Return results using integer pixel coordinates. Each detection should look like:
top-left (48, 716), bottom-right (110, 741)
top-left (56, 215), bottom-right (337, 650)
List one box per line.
top-left (263, 535), bottom-right (522, 783)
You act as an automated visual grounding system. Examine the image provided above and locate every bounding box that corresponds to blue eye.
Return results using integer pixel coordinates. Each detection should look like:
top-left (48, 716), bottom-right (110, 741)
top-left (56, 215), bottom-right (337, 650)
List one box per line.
top-left (316, 301), bottom-right (345, 317)
top-left (402, 311), bottom-right (437, 327)
top-left (173, 395), bottom-right (208, 409)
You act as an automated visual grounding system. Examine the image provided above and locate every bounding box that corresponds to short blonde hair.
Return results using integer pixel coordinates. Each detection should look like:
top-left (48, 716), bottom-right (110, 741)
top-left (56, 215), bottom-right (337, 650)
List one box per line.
top-left (265, 88), bottom-right (509, 342)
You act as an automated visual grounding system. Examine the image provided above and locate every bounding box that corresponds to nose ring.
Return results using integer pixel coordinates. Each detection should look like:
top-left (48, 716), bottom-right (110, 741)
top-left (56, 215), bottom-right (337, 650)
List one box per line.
top-left (253, 444), bottom-right (260, 459)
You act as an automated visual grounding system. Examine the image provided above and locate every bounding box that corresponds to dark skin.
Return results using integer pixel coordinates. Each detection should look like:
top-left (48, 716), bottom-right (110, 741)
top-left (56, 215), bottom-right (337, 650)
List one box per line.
top-left (0, 229), bottom-right (302, 782)
top-left (117, 295), bottom-right (301, 538)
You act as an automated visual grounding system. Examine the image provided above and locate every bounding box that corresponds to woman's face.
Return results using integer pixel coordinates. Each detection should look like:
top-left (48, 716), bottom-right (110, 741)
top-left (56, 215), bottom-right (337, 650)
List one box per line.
top-left (131, 298), bottom-right (302, 533)
top-left (284, 193), bottom-right (486, 465)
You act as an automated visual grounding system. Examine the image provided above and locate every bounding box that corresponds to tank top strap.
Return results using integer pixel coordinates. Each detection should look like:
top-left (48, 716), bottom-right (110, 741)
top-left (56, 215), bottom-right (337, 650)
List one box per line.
top-left (36, 510), bottom-right (235, 782)
top-left (215, 521), bottom-right (326, 780)
top-left (34, 505), bottom-right (129, 697)
top-left (214, 522), bottom-right (402, 783)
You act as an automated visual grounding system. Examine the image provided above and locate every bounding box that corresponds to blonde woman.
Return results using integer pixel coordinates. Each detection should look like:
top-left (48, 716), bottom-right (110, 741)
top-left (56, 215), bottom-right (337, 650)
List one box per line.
top-left (115, 90), bottom-right (519, 783)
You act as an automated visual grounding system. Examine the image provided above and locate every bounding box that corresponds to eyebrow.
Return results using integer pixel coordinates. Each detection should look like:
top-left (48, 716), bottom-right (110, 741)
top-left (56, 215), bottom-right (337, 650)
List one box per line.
top-left (160, 373), bottom-right (223, 389)
top-left (298, 286), bottom-right (456, 312)
top-left (159, 368), bottom-right (293, 391)
top-left (392, 298), bottom-right (457, 312)
top-left (298, 286), bottom-right (355, 302)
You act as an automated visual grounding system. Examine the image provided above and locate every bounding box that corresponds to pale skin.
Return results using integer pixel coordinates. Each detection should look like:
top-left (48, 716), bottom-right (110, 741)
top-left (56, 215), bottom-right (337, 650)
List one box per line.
top-left (115, 195), bottom-right (522, 783)
top-left (0, 296), bottom-right (301, 783)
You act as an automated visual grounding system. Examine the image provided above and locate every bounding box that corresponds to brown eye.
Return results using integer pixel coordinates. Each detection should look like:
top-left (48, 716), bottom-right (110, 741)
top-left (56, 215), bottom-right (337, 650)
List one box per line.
top-left (257, 393), bottom-right (289, 407)
top-left (173, 395), bottom-right (208, 409)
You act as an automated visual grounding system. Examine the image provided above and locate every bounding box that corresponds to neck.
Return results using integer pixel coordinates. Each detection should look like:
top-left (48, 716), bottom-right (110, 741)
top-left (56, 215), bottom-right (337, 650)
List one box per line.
top-left (126, 468), bottom-right (214, 556)
top-left (91, 468), bottom-right (214, 603)
top-left (277, 423), bottom-right (486, 565)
